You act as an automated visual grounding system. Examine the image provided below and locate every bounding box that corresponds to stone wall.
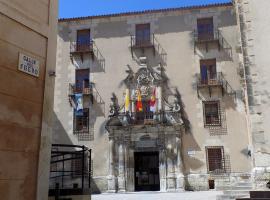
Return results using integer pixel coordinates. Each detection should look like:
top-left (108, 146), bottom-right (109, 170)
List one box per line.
top-left (235, 0), bottom-right (270, 189)
top-left (0, 0), bottom-right (58, 200)
top-left (54, 4), bottom-right (251, 193)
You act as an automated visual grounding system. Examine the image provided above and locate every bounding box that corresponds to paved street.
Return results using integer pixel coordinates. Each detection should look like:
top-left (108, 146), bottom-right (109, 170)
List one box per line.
top-left (92, 191), bottom-right (222, 200)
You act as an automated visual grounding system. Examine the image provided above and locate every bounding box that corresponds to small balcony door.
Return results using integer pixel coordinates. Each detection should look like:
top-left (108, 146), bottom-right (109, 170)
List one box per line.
top-left (200, 59), bottom-right (217, 85)
top-left (75, 69), bottom-right (90, 93)
top-left (76, 29), bottom-right (91, 52)
top-left (135, 23), bottom-right (151, 46)
top-left (197, 17), bottom-right (214, 41)
top-left (135, 101), bottom-right (154, 124)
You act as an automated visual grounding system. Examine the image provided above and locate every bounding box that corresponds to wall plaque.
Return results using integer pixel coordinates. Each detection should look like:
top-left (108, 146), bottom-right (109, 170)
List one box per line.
top-left (18, 53), bottom-right (39, 77)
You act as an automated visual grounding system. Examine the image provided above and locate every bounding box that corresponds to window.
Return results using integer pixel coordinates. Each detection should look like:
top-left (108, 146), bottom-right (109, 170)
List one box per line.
top-left (203, 101), bottom-right (220, 126)
top-left (206, 146), bottom-right (224, 173)
top-left (200, 59), bottom-right (217, 85)
top-left (197, 17), bottom-right (214, 41)
top-left (76, 29), bottom-right (91, 51)
top-left (135, 23), bottom-right (151, 46)
top-left (75, 69), bottom-right (90, 93)
top-left (74, 109), bottom-right (89, 132)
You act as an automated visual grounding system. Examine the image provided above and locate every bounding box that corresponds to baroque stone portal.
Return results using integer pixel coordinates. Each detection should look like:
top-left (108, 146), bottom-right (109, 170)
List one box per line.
top-left (106, 62), bottom-right (186, 192)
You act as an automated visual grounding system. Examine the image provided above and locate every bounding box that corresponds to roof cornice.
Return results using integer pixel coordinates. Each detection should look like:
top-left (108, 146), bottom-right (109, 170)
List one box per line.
top-left (59, 2), bottom-right (233, 22)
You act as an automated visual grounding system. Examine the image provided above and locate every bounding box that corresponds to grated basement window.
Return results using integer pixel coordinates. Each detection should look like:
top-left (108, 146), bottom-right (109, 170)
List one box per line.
top-left (203, 101), bottom-right (221, 126)
top-left (206, 146), bottom-right (225, 174)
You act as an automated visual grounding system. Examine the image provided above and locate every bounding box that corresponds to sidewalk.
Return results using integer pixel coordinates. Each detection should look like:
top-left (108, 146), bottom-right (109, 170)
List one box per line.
top-left (92, 191), bottom-right (222, 200)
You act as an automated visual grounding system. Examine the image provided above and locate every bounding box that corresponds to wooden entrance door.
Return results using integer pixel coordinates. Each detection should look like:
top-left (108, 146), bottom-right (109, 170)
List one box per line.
top-left (134, 151), bottom-right (160, 191)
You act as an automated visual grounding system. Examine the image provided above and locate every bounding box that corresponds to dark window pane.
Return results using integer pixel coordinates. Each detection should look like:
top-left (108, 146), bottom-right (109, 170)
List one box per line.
top-left (200, 59), bottom-right (217, 84)
top-left (197, 18), bottom-right (214, 40)
top-left (76, 29), bottom-right (91, 51)
top-left (207, 147), bottom-right (224, 172)
top-left (74, 109), bottom-right (89, 132)
top-left (136, 24), bottom-right (151, 46)
top-left (204, 101), bottom-right (220, 125)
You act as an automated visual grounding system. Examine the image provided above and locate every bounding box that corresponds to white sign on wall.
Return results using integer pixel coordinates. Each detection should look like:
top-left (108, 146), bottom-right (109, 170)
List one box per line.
top-left (18, 53), bottom-right (39, 77)
top-left (187, 149), bottom-right (196, 156)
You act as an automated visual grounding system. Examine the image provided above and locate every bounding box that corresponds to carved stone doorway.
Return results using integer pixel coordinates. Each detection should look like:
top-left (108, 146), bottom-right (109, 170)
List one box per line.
top-left (134, 151), bottom-right (160, 191)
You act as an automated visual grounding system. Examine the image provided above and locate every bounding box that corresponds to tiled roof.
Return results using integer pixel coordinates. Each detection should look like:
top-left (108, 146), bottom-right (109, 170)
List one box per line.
top-left (59, 2), bottom-right (233, 22)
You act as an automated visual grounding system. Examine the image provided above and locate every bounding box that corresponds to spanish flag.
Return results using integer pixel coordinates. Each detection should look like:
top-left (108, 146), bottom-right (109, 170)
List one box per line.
top-left (124, 89), bottom-right (130, 112)
top-left (136, 90), bottom-right (143, 112)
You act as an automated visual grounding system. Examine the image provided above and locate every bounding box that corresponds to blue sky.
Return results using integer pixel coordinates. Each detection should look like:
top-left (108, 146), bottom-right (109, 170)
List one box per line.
top-left (59, 0), bottom-right (231, 19)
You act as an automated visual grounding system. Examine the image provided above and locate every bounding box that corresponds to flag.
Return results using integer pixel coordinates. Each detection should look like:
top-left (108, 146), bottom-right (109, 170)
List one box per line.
top-left (124, 89), bottom-right (130, 112)
top-left (75, 93), bottom-right (83, 116)
top-left (149, 88), bottom-right (156, 112)
top-left (136, 90), bottom-right (143, 112)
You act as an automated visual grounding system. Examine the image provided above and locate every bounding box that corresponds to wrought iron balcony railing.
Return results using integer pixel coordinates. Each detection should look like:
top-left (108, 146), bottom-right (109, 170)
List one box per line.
top-left (196, 72), bottom-right (236, 98)
top-left (193, 28), bottom-right (232, 58)
top-left (69, 83), bottom-right (93, 96)
top-left (70, 40), bottom-right (105, 70)
top-left (119, 111), bottom-right (160, 125)
top-left (68, 83), bottom-right (105, 114)
top-left (70, 40), bottom-right (94, 54)
top-left (196, 72), bottom-right (223, 87)
top-left (130, 34), bottom-right (167, 63)
top-left (117, 110), bottom-right (181, 126)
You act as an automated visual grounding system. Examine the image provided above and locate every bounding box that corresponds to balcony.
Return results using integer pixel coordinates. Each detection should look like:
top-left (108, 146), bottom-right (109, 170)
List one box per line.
top-left (193, 28), bottom-right (232, 58)
top-left (116, 110), bottom-right (182, 127)
top-left (70, 40), bottom-right (94, 58)
top-left (130, 34), bottom-right (167, 64)
top-left (68, 83), bottom-right (105, 115)
top-left (70, 40), bottom-right (105, 68)
top-left (69, 83), bottom-right (93, 96)
top-left (196, 72), bottom-right (236, 98)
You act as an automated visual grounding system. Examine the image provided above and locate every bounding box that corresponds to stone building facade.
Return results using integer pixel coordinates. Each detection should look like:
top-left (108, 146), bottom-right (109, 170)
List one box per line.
top-left (53, 2), bottom-right (255, 193)
top-left (234, 0), bottom-right (270, 189)
top-left (0, 0), bottom-right (58, 200)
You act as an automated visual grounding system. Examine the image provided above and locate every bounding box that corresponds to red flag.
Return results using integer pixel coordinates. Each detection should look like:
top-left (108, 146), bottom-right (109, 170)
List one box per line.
top-left (136, 90), bottom-right (143, 112)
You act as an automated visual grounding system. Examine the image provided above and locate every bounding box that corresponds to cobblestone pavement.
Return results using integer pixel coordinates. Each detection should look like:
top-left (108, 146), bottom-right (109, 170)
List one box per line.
top-left (92, 191), bottom-right (222, 200)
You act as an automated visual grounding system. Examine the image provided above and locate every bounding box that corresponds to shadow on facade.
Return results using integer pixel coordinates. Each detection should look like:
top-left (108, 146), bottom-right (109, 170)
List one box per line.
top-left (51, 112), bottom-right (101, 194)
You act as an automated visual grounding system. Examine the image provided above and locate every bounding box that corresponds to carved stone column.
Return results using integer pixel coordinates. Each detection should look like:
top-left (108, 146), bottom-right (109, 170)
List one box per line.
top-left (166, 136), bottom-right (176, 191)
top-left (107, 137), bottom-right (116, 192)
top-left (118, 143), bottom-right (126, 192)
top-left (159, 149), bottom-right (167, 192)
top-left (175, 137), bottom-right (185, 191)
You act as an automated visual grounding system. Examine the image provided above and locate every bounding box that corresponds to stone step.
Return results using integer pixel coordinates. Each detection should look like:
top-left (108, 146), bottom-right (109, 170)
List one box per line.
top-left (237, 182), bottom-right (253, 186)
top-left (250, 191), bottom-right (270, 198)
top-left (216, 194), bottom-right (249, 200)
top-left (216, 189), bottom-right (250, 200)
top-left (223, 190), bottom-right (250, 196)
top-left (216, 186), bottom-right (253, 191)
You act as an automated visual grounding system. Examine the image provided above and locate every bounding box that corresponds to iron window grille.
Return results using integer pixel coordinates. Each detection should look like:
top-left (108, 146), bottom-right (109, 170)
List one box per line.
top-left (73, 108), bottom-right (89, 134)
top-left (203, 101), bottom-right (221, 126)
top-left (206, 146), bottom-right (226, 174)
